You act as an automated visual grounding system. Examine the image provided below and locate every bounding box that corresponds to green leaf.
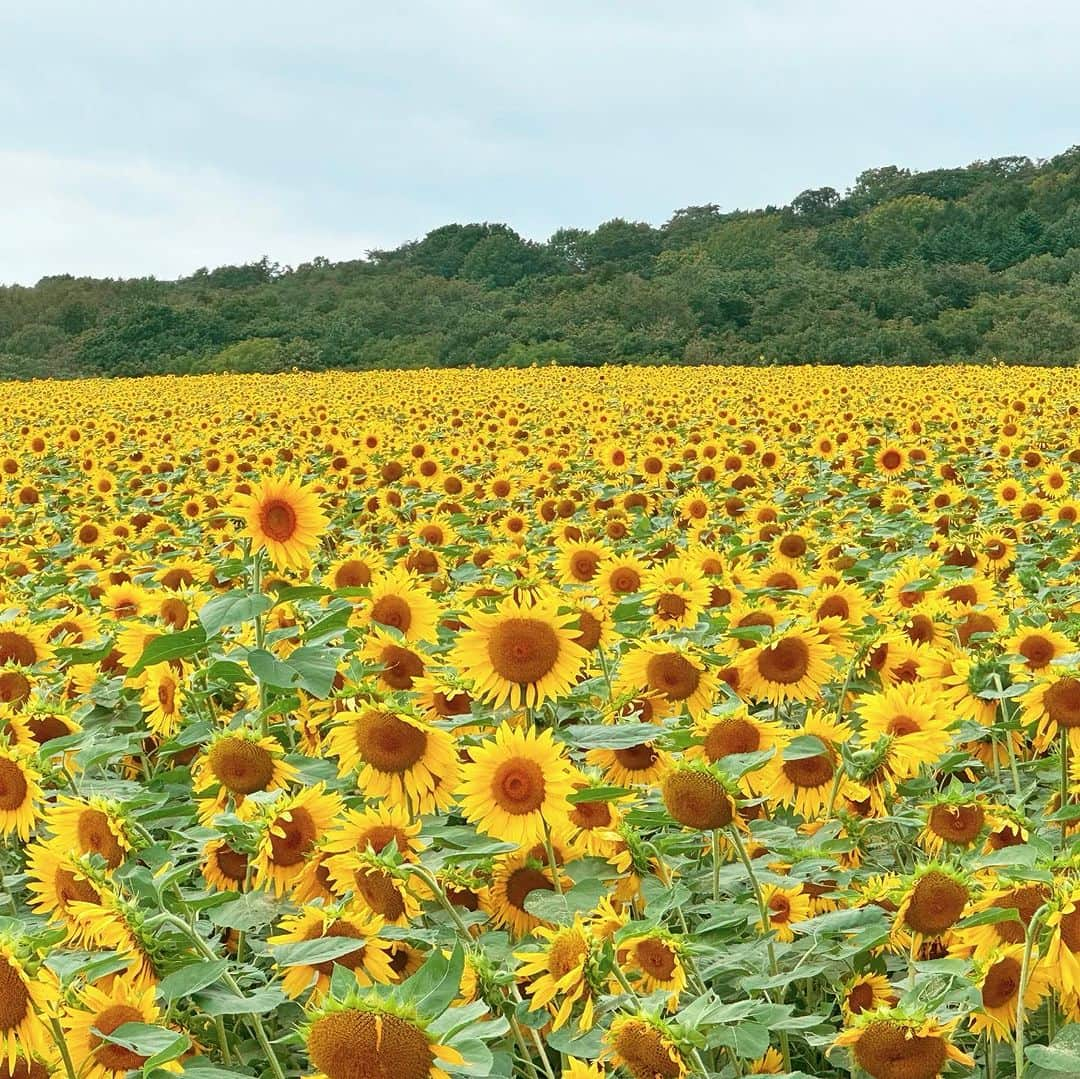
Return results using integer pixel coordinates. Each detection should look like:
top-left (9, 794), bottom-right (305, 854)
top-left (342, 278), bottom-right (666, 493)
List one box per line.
top-left (94, 1022), bottom-right (188, 1059)
top-left (405, 944), bottom-right (465, 1017)
top-left (1027, 1044), bottom-right (1080, 1072)
top-left (560, 723), bottom-right (661, 749)
top-left (193, 986), bottom-right (287, 1015)
top-left (783, 735), bottom-right (828, 761)
top-left (567, 785), bottom-right (632, 804)
top-left (248, 645), bottom-right (340, 698)
top-left (158, 959), bottom-right (228, 1002)
top-left (207, 891), bottom-right (280, 931)
top-left (547, 1023), bottom-right (604, 1058)
top-left (523, 878), bottom-right (607, 924)
top-left (271, 936), bottom-right (368, 968)
top-left (127, 626), bottom-right (207, 678)
top-left (199, 591), bottom-right (272, 636)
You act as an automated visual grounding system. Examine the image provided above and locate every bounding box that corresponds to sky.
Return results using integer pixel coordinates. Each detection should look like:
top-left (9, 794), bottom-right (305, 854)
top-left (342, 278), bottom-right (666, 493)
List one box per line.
top-left (2, 1), bottom-right (1079, 285)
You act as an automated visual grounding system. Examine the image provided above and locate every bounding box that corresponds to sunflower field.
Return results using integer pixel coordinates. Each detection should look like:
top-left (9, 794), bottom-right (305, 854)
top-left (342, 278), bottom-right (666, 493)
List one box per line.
top-left (3, 365), bottom-right (1080, 1079)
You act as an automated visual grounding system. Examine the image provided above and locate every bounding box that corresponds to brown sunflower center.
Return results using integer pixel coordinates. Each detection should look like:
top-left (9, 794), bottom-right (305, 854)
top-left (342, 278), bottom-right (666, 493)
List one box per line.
top-left (769, 893), bottom-right (792, 923)
top-left (0, 958), bottom-right (29, 1034)
top-left (214, 845), bottom-right (249, 885)
top-left (259, 499), bottom-right (298, 542)
top-left (1059, 907), bottom-right (1080, 953)
top-left (269, 807), bottom-right (318, 867)
top-left (208, 738), bottom-right (276, 795)
top-left (307, 1009), bottom-right (434, 1079)
top-left (703, 716), bottom-right (760, 760)
top-left (370, 596), bottom-right (413, 633)
top-left (376, 645), bottom-right (424, 690)
top-left (904, 871), bottom-right (968, 936)
top-left (846, 981), bottom-right (875, 1015)
top-left (887, 715), bottom-right (920, 737)
top-left (982, 955), bottom-right (1021, 1009)
top-left (611, 568), bottom-right (641, 593)
top-left (0, 632), bottom-right (36, 667)
top-left (781, 752), bottom-right (834, 790)
top-left (335, 561), bottom-right (372, 588)
top-left (548, 930), bottom-right (588, 980)
top-left (0, 1056), bottom-right (49, 1079)
top-left (1045, 678), bottom-right (1080, 728)
top-left (633, 937), bottom-right (677, 980)
top-left (778, 534), bottom-right (807, 558)
top-left (1019, 634), bottom-right (1055, 669)
top-left (612, 1018), bottom-right (682, 1079)
top-left (854, 1021), bottom-right (947, 1079)
top-left (355, 868), bottom-right (405, 921)
top-left (928, 804), bottom-right (984, 845)
top-left (55, 866), bottom-right (100, 908)
top-left (505, 867), bottom-right (554, 912)
top-left (993, 885), bottom-right (1049, 944)
top-left (817, 595), bottom-right (850, 620)
top-left (313, 922), bottom-right (369, 974)
top-left (614, 743), bottom-right (660, 773)
top-left (76, 809), bottom-right (125, 869)
top-left (570, 552), bottom-right (600, 581)
top-left (0, 758), bottom-right (28, 812)
top-left (661, 770), bottom-right (732, 830)
top-left (492, 759), bottom-right (546, 815)
top-left (645, 652), bottom-right (701, 701)
top-left (654, 594), bottom-right (688, 622)
top-left (486, 618), bottom-right (561, 686)
top-left (756, 637), bottom-right (811, 684)
top-left (88, 1004), bottom-right (148, 1071)
top-left (570, 799), bottom-right (612, 830)
top-left (357, 711), bottom-right (427, 775)
top-left (359, 825), bottom-right (408, 857)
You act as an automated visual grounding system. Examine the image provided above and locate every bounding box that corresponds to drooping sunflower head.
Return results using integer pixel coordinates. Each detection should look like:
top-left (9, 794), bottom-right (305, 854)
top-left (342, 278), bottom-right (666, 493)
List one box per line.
top-left (303, 991), bottom-right (463, 1079)
top-left (43, 796), bottom-right (132, 870)
top-left (897, 864), bottom-right (971, 943)
top-left (61, 979), bottom-right (165, 1079)
top-left (196, 726), bottom-right (296, 803)
top-left (605, 1012), bottom-right (687, 1079)
top-left (617, 641), bottom-right (715, 719)
top-left (833, 1008), bottom-right (974, 1079)
top-left (661, 763), bottom-right (736, 831)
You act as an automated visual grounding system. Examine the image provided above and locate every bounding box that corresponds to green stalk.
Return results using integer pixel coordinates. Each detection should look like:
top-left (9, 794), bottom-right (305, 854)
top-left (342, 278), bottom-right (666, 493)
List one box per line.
top-left (711, 829), bottom-right (722, 903)
top-left (48, 1017), bottom-right (79, 1079)
top-left (542, 819), bottom-right (564, 894)
top-left (1014, 903), bottom-right (1050, 1079)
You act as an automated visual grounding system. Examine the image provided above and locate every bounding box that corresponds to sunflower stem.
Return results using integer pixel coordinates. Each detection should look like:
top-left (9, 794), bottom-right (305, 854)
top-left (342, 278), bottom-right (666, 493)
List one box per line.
top-left (48, 1016), bottom-right (79, 1079)
top-left (727, 826), bottom-right (792, 1073)
top-left (986, 1032), bottom-right (996, 1079)
top-left (251, 548), bottom-right (269, 737)
top-left (710, 829), bottom-right (721, 903)
top-left (611, 960), bottom-right (641, 1004)
top-left (1061, 730), bottom-right (1070, 847)
top-left (992, 674), bottom-right (1023, 800)
top-left (1014, 902), bottom-right (1050, 1079)
top-left (509, 984), bottom-right (557, 1079)
top-left (542, 820), bottom-right (564, 895)
top-left (507, 1012), bottom-right (543, 1079)
top-left (215, 1015), bottom-right (233, 1065)
top-left (157, 912), bottom-right (286, 1079)
top-left (408, 864), bottom-right (475, 945)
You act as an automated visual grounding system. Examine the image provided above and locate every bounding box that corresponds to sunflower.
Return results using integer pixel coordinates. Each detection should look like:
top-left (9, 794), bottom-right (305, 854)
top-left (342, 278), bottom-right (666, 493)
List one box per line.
top-left (324, 850), bottom-right (421, 927)
top-left (356, 567), bottom-right (440, 643)
top-left (325, 801), bottom-right (424, 863)
top-left (0, 936), bottom-right (57, 1071)
top-left (234, 474), bottom-right (328, 570)
top-left (451, 594), bottom-right (588, 710)
top-left (1044, 885), bottom-right (1080, 997)
top-left (201, 838), bottom-right (252, 892)
top-left (605, 1013), bottom-right (687, 1079)
top-left (140, 664), bottom-right (186, 739)
top-left (361, 628), bottom-right (428, 692)
top-left (459, 723), bottom-right (574, 847)
top-left (969, 945), bottom-right (1051, 1040)
top-left (759, 884), bottom-right (811, 942)
top-left (24, 842), bottom-right (102, 937)
top-left (490, 851), bottom-right (556, 937)
top-left (270, 902), bottom-right (395, 999)
top-left (324, 706), bottom-right (458, 814)
top-left (0, 747), bottom-right (41, 840)
top-left (1003, 624), bottom-right (1074, 676)
top-left (303, 995), bottom-right (464, 1079)
top-left (747, 1047), bottom-right (785, 1074)
top-left (841, 972), bottom-right (896, 1018)
top-left (686, 707), bottom-right (782, 792)
top-left (193, 727), bottom-right (297, 820)
top-left (556, 540), bottom-right (608, 586)
top-left (43, 796), bottom-right (131, 870)
top-left (67, 886), bottom-right (161, 987)
top-left (587, 734), bottom-right (670, 790)
top-left (617, 641), bottom-right (715, 719)
top-left (0, 619), bottom-right (51, 669)
top-left (919, 795), bottom-right (987, 856)
top-left (1021, 667), bottom-right (1080, 751)
top-left (660, 764), bottom-right (735, 831)
top-left (956, 883), bottom-right (1051, 960)
top-left (833, 1010), bottom-right (974, 1079)
top-left (858, 683), bottom-right (954, 779)
top-left (735, 626), bottom-right (833, 705)
top-left (763, 711), bottom-right (852, 819)
top-left (324, 549), bottom-right (381, 592)
top-left (515, 915), bottom-right (597, 1031)
top-left (561, 1059), bottom-right (606, 1079)
top-left (618, 930), bottom-right (688, 1010)
top-left (62, 980), bottom-right (178, 1079)
top-left (895, 865), bottom-right (970, 946)
top-left (597, 554), bottom-right (648, 604)
top-left (252, 785), bottom-right (343, 895)
top-left (642, 562), bottom-right (710, 632)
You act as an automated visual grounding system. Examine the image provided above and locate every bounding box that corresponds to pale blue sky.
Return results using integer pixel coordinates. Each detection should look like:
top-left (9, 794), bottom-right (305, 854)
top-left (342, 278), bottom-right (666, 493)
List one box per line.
top-left (2, 1), bottom-right (1078, 284)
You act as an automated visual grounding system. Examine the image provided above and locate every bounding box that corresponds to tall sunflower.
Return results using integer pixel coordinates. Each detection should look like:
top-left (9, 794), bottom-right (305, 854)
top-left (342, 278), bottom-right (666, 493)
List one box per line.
top-left (193, 727), bottom-right (297, 821)
top-left (234, 474), bottom-right (328, 570)
top-left (735, 626), bottom-right (833, 705)
top-left (0, 747), bottom-right (41, 840)
top-left (252, 785), bottom-right (343, 895)
top-left (833, 1010), bottom-right (974, 1079)
top-left (617, 641), bottom-right (716, 719)
top-left (452, 594), bottom-right (588, 710)
top-left (0, 936), bottom-right (56, 1071)
top-left (515, 915), bottom-right (597, 1031)
top-left (858, 683), bottom-right (953, 779)
top-left (459, 724), bottom-right (574, 847)
top-left (356, 567), bottom-right (440, 644)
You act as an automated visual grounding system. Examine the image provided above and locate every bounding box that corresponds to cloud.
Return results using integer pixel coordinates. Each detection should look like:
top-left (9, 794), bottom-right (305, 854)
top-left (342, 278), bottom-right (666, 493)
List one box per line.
top-left (1, 1), bottom-right (1078, 283)
top-left (0, 151), bottom-right (388, 284)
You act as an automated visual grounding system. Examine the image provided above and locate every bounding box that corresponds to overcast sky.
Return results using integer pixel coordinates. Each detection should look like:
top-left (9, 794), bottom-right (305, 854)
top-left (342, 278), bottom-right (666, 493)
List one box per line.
top-left (2, 1), bottom-right (1078, 285)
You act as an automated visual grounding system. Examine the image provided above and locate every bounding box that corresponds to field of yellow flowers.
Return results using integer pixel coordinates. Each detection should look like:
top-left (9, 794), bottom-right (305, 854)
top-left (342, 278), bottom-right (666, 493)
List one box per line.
top-left (2, 365), bottom-right (1080, 1079)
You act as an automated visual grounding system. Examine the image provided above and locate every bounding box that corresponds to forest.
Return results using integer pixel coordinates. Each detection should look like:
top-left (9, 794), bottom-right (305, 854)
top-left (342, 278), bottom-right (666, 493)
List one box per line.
top-left (3, 145), bottom-right (1080, 378)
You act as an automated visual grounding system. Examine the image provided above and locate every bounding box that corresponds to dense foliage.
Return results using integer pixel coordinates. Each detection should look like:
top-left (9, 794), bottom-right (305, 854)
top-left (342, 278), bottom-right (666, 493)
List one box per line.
top-left (3, 148), bottom-right (1080, 379)
top-left (3, 366), bottom-right (1080, 1078)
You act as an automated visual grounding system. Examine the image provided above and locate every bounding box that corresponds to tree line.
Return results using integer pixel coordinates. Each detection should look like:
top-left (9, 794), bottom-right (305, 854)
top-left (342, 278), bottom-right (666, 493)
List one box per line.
top-left (3, 146), bottom-right (1080, 379)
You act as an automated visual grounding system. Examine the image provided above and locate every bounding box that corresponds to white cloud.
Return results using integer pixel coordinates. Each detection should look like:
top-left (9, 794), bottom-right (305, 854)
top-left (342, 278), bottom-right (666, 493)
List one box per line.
top-left (0, 151), bottom-right (389, 284)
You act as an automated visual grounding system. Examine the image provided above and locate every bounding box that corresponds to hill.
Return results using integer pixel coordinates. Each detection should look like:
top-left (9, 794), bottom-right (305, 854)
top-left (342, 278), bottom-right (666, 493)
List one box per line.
top-left (3, 146), bottom-right (1080, 378)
